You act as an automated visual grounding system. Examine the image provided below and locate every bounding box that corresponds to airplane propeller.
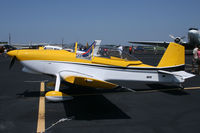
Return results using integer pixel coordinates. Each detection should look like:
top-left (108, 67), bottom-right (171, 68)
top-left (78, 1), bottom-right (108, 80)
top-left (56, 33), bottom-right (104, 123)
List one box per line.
top-left (169, 34), bottom-right (185, 44)
top-left (9, 56), bottom-right (16, 69)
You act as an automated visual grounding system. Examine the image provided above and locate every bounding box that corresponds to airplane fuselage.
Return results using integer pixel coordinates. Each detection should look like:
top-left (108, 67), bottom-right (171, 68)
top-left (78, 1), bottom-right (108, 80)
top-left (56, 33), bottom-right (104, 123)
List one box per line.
top-left (21, 59), bottom-right (183, 85)
top-left (188, 29), bottom-right (200, 46)
top-left (7, 42), bottom-right (195, 101)
top-left (8, 47), bottom-right (186, 88)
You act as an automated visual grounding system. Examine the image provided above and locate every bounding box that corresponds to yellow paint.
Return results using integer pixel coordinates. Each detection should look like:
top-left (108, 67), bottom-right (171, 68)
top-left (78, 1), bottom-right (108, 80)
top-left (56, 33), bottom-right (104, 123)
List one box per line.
top-left (74, 42), bottom-right (78, 54)
top-left (8, 49), bottom-right (92, 64)
top-left (91, 44), bottom-right (94, 59)
top-left (110, 56), bottom-right (125, 61)
top-left (65, 76), bottom-right (118, 89)
top-left (7, 49), bottom-right (146, 67)
top-left (39, 47), bottom-right (44, 50)
top-left (92, 56), bottom-right (142, 67)
top-left (128, 63), bottom-right (156, 68)
top-left (7, 50), bottom-right (18, 57)
top-left (37, 82), bottom-right (45, 133)
top-left (45, 91), bottom-right (70, 96)
top-left (46, 82), bottom-right (66, 88)
top-left (157, 42), bottom-right (184, 68)
top-left (7, 42), bottom-right (184, 69)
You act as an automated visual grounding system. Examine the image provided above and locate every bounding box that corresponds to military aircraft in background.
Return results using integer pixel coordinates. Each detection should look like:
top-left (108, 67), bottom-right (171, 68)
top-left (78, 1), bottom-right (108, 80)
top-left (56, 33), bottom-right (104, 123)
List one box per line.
top-left (129, 28), bottom-right (200, 52)
top-left (6, 40), bottom-right (194, 102)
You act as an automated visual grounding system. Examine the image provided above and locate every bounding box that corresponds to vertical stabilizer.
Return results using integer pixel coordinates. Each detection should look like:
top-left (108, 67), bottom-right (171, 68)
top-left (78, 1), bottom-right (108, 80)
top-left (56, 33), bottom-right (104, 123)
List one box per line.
top-left (157, 42), bottom-right (185, 68)
top-left (74, 42), bottom-right (78, 54)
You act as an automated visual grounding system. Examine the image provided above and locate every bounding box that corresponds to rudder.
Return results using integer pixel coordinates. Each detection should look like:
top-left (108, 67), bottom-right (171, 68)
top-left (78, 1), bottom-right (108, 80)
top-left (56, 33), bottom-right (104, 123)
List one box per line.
top-left (157, 42), bottom-right (185, 68)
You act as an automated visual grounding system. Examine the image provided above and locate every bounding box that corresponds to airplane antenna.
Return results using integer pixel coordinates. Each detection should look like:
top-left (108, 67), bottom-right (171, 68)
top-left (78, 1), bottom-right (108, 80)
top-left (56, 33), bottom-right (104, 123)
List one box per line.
top-left (30, 41), bottom-right (32, 46)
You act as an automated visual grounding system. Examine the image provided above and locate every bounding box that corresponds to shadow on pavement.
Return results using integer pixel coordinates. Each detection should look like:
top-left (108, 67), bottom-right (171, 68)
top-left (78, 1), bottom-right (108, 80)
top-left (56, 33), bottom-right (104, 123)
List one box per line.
top-left (62, 95), bottom-right (130, 120)
top-left (145, 84), bottom-right (190, 95)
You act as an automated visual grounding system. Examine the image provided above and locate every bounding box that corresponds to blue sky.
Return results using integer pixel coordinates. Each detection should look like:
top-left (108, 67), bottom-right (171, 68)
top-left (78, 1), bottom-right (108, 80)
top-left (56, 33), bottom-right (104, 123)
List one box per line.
top-left (0, 0), bottom-right (200, 45)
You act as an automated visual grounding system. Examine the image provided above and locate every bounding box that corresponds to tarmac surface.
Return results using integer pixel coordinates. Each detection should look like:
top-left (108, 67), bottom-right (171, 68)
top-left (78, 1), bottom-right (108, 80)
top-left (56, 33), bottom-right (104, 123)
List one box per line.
top-left (0, 53), bottom-right (200, 133)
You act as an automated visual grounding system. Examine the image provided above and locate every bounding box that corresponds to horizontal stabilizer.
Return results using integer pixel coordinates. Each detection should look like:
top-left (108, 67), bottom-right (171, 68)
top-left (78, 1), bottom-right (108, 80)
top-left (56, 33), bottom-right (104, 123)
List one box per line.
top-left (159, 70), bottom-right (195, 79)
top-left (171, 71), bottom-right (195, 79)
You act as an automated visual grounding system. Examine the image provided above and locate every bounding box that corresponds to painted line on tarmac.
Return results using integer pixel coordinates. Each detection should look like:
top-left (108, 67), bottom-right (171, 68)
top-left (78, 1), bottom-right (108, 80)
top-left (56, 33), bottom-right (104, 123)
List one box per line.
top-left (135, 86), bottom-right (200, 93)
top-left (37, 81), bottom-right (45, 133)
top-left (184, 86), bottom-right (200, 90)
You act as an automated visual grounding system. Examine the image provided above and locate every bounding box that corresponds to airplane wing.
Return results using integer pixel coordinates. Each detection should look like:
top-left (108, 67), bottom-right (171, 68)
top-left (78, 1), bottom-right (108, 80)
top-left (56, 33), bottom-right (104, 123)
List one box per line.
top-left (129, 41), bottom-right (188, 47)
top-left (129, 41), bottom-right (170, 47)
top-left (59, 71), bottom-right (118, 89)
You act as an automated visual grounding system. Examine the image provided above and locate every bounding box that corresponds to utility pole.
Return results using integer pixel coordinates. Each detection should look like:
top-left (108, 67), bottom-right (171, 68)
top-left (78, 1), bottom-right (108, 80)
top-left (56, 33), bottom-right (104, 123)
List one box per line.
top-left (61, 38), bottom-right (64, 48)
top-left (8, 33), bottom-right (11, 45)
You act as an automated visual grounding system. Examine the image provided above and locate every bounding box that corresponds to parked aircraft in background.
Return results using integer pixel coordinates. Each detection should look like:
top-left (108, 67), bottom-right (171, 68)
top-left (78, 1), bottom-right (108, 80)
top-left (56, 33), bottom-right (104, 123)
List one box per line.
top-left (76, 40), bottom-right (101, 57)
top-left (129, 28), bottom-right (200, 52)
top-left (44, 45), bottom-right (63, 50)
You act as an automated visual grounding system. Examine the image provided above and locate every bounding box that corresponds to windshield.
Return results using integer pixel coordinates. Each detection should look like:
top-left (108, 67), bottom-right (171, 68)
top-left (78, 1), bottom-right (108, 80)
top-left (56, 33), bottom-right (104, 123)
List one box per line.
top-left (75, 44), bottom-right (139, 61)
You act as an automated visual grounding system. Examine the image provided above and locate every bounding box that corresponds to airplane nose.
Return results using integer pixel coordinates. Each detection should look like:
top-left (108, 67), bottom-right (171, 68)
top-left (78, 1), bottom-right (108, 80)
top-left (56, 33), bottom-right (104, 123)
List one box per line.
top-left (7, 50), bottom-right (18, 57)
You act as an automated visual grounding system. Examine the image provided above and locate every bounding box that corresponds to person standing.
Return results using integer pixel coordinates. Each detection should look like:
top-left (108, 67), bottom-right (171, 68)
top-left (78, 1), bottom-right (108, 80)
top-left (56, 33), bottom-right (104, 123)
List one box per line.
top-left (192, 46), bottom-right (198, 73)
top-left (197, 46), bottom-right (200, 74)
top-left (129, 46), bottom-right (133, 55)
top-left (118, 45), bottom-right (123, 58)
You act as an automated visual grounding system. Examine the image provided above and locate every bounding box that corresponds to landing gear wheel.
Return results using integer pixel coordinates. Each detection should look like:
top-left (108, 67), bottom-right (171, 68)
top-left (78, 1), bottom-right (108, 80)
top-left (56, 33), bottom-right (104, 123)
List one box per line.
top-left (179, 83), bottom-right (184, 90)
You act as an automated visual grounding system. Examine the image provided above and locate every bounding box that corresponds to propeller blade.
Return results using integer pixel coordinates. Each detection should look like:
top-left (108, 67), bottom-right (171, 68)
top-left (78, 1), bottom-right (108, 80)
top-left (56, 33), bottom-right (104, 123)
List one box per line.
top-left (9, 56), bottom-right (16, 69)
top-left (169, 34), bottom-right (176, 39)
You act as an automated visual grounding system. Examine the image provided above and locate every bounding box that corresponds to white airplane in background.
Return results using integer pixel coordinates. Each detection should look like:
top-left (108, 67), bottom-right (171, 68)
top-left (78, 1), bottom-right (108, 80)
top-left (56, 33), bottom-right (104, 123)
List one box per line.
top-left (129, 28), bottom-right (200, 51)
top-left (7, 40), bottom-right (194, 102)
top-left (76, 40), bottom-right (100, 57)
top-left (44, 45), bottom-right (63, 50)
top-left (40, 41), bottom-right (98, 53)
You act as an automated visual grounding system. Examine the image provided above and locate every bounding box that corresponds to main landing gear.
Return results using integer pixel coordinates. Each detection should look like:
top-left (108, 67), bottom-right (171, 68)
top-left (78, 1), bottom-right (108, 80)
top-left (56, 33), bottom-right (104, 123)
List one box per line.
top-left (178, 83), bottom-right (184, 90)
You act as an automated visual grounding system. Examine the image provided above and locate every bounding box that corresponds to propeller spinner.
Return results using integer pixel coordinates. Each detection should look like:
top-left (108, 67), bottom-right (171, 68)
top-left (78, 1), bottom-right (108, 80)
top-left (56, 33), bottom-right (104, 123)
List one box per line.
top-left (7, 50), bottom-right (18, 69)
